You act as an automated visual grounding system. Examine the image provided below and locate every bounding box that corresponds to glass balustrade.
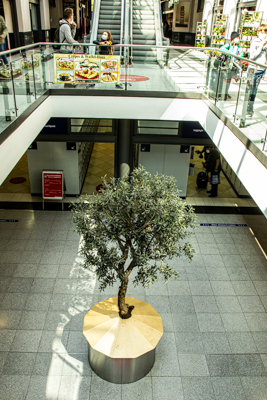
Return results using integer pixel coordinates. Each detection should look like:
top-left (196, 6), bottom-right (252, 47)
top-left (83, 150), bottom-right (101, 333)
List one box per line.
top-left (0, 43), bottom-right (266, 155)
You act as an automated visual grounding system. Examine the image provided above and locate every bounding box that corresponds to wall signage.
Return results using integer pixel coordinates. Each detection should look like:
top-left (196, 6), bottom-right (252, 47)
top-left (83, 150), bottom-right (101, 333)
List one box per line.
top-left (42, 171), bottom-right (63, 200)
top-left (0, 54), bottom-right (43, 82)
top-left (54, 54), bottom-right (120, 84)
top-left (182, 121), bottom-right (210, 139)
top-left (200, 224), bottom-right (247, 227)
top-left (0, 220), bottom-right (19, 222)
top-left (40, 118), bottom-right (68, 135)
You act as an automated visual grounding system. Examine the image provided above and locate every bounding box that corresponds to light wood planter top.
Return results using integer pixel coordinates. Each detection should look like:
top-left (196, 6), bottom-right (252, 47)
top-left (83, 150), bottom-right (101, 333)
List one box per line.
top-left (83, 297), bottom-right (163, 359)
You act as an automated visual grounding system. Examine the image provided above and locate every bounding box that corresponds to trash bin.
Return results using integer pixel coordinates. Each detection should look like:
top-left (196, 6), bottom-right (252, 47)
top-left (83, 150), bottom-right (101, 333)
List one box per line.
top-left (189, 163), bottom-right (195, 177)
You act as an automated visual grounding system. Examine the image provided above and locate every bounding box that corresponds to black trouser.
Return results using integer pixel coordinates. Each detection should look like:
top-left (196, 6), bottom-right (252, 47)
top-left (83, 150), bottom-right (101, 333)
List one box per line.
top-left (210, 184), bottom-right (218, 196)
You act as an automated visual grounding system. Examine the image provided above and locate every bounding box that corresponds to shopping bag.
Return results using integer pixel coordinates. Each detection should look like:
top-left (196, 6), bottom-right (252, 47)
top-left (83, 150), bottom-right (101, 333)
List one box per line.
top-left (210, 173), bottom-right (220, 185)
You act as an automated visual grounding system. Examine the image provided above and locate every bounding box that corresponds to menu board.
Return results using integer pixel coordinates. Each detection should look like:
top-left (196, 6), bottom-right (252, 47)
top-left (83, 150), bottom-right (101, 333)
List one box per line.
top-left (42, 170), bottom-right (63, 200)
top-left (54, 54), bottom-right (120, 84)
top-left (0, 54), bottom-right (43, 82)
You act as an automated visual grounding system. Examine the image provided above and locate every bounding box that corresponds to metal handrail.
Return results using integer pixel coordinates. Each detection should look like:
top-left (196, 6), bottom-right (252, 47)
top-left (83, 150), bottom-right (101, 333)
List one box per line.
top-left (89, 0), bottom-right (101, 55)
top-left (129, 0), bottom-right (133, 64)
top-left (1, 43), bottom-right (267, 70)
top-left (154, 0), bottom-right (164, 62)
top-left (120, 0), bottom-right (126, 59)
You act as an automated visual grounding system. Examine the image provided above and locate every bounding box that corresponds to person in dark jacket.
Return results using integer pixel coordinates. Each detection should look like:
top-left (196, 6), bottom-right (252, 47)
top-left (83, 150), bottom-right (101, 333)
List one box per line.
top-left (88, 30), bottom-right (123, 89)
top-left (0, 15), bottom-right (8, 66)
top-left (206, 146), bottom-right (221, 197)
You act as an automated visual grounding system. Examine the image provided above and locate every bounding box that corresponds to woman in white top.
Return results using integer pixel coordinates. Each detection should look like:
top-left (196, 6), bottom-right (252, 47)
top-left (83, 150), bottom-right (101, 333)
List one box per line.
top-left (247, 24), bottom-right (267, 117)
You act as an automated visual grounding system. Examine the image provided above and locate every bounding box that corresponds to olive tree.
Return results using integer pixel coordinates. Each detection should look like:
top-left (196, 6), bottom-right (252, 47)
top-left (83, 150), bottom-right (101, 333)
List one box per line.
top-left (72, 167), bottom-right (196, 319)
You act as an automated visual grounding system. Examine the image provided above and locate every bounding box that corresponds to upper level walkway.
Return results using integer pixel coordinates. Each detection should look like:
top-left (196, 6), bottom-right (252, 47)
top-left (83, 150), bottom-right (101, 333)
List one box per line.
top-left (0, 43), bottom-right (266, 216)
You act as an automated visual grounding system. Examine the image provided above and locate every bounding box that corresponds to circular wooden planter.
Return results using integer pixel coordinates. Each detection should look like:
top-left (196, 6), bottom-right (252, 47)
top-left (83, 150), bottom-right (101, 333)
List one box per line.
top-left (83, 297), bottom-right (163, 384)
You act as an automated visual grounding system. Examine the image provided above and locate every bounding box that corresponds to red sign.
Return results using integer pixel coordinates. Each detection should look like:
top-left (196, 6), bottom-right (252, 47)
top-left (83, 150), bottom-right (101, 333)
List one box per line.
top-left (120, 75), bottom-right (149, 82)
top-left (42, 171), bottom-right (63, 199)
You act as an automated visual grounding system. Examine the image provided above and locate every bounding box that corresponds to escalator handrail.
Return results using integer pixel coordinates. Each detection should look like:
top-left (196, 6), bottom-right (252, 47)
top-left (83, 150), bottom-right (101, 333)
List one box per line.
top-left (120, 0), bottom-right (126, 58)
top-left (154, 0), bottom-right (164, 62)
top-left (129, 0), bottom-right (133, 62)
top-left (90, 0), bottom-right (101, 55)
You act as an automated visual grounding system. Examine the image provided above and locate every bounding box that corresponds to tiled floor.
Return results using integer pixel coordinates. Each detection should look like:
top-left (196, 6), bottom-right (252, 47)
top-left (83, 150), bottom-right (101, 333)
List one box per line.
top-left (0, 209), bottom-right (267, 399)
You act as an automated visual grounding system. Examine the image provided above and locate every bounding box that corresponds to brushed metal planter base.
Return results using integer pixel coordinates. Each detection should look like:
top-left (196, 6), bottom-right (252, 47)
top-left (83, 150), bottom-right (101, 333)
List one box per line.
top-left (88, 344), bottom-right (155, 384)
top-left (83, 297), bottom-right (163, 384)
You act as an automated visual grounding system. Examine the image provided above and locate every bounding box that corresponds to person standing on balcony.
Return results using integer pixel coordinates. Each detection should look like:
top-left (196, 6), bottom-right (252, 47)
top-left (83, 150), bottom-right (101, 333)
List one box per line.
top-left (246, 24), bottom-right (267, 117)
top-left (219, 32), bottom-right (243, 100)
top-left (0, 15), bottom-right (8, 67)
top-left (59, 8), bottom-right (81, 53)
top-left (87, 30), bottom-right (123, 89)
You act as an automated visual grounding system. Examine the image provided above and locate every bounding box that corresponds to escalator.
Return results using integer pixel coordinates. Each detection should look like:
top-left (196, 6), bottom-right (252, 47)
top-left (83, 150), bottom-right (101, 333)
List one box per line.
top-left (132, 0), bottom-right (157, 63)
top-left (90, 0), bottom-right (168, 63)
top-left (97, 0), bottom-right (122, 56)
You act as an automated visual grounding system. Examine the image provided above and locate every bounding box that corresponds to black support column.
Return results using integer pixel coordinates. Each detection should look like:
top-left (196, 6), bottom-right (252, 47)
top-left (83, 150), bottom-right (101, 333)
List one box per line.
top-left (116, 120), bottom-right (132, 178)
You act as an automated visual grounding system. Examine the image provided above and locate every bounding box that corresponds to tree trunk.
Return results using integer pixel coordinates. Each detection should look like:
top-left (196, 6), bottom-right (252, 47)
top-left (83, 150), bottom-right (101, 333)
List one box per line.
top-left (118, 278), bottom-right (134, 319)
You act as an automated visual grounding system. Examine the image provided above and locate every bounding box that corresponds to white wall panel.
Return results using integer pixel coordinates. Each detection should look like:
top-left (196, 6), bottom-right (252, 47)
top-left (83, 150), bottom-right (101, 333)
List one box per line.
top-left (0, 97), bottom-right (51, 186)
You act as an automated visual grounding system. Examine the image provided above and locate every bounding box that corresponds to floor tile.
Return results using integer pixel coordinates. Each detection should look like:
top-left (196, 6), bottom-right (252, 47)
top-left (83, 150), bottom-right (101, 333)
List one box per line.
top-left (197, 313), bottom-right (224, 332)
top-left (175, 332), bottom-right (204, 354)
top-left (238, 296), bottom-right (265, 313)
top-left (189, 281), bottom-right (213, 295)
top-left (241, 377), bottom-right (267, 400)
top-left (211, 282), bottom-right (235, 296)
top-left (0, 330), bottom-right (16, 351)
top-left (244, 313), bottom-right (267, 331)
top-left (173, 314), bottom-right (200, 332)
top-left (211, 377), bottom-right (246, 400)
top-left (227, 332), bottom-right (258, 353)
top-left (221, 313), bottom-right (249, 332)
top-left (206, 354), bottom-right (267, 377)
top-left (2, 352), bottom-right (36, 375)
top-left (32, 352), bottom-right (64, 376)
top-left (215, 296), bottom-right (242, 313)
top-left (61, 353), bottom-right (92, 376)
top-left (58, 375), bottom-right (91, 400)
top-left (201, 332), bottom-right (231, 354)
top-left (0, 375), bottom-right (30, 400)
top-left (152, 377), bottom-right (183, 400)
top-left (252, 332), bottom-right (267, 352)
top-left (10, 330), bottom-right (42, 352)
top-left (182, 377), bottom-right (216, 400)
top-left (25, 375), bottom-right (61, 400)
top-left (0, 293), bottom-right (29, 310)
top-left (193, 296), bottom-right (219, 313)
top-left (232, 281), bottom-right (258, 296)
top-left (37, 330), bottom-right (69, 354)
top-left (179, 354), bottom-right (209, 376)
top-left (18, 310), bottom-right (47, 330)
top-left (90, 374), bottom-right (122, 400)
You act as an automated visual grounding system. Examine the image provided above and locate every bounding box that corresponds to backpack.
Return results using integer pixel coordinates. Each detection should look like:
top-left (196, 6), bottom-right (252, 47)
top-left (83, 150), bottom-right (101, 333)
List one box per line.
top-left (52, 26), bottom-right (61, 50)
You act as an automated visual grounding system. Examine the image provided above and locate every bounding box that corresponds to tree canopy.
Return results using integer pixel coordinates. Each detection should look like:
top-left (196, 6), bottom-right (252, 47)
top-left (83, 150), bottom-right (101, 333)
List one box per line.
top-left (72, 167), bottom-right (196, 318)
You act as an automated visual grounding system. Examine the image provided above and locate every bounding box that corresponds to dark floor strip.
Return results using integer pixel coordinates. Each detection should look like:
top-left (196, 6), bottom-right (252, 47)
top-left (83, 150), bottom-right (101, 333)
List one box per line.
top-left (0, 201), bottom-right (263, 215)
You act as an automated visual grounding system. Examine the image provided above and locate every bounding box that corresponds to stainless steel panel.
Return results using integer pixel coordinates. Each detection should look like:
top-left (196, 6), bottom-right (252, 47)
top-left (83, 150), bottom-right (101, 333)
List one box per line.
top-left (88, 344), bottom-right (155, 384)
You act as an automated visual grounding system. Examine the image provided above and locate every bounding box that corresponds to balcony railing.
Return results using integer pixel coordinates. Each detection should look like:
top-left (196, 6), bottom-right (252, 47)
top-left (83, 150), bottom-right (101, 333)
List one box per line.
top-left (0, 42), bottom-right (266, 153)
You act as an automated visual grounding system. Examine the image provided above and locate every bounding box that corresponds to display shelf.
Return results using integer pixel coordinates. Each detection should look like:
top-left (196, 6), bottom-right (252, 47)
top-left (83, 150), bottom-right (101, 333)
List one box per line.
top-left (195, 20), bottom-right (207, 48)
top-left (239, 11), bottom-right (263, 70)
top-left (211, 13), bottom-right (228, 48)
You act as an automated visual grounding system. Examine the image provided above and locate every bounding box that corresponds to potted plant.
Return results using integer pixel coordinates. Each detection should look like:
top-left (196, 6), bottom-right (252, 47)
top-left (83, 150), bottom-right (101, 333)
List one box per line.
top-left (71, 167), bottom-right (196, 382)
